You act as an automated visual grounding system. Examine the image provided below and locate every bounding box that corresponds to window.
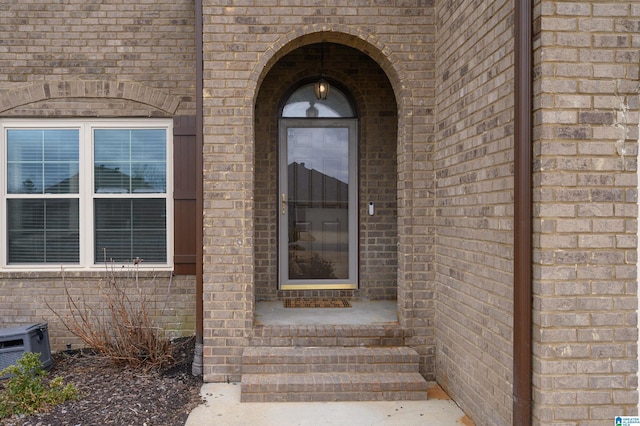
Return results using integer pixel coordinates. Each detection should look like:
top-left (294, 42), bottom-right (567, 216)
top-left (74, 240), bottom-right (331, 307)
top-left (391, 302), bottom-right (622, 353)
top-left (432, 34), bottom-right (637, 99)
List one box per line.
top-left (1, 119), bottom-right (173, 270)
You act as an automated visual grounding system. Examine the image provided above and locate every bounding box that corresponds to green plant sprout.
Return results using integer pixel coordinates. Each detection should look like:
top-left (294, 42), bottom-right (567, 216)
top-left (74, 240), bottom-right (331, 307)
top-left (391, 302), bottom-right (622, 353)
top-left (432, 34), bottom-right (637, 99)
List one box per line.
top-left (0, 352), bottom-right (78, 419)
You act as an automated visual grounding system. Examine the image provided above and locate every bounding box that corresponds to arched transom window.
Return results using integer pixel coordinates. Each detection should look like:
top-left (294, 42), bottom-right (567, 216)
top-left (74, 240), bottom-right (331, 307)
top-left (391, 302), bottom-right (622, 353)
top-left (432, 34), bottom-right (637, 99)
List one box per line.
top-left (282, 83), bottom-right (355, 118)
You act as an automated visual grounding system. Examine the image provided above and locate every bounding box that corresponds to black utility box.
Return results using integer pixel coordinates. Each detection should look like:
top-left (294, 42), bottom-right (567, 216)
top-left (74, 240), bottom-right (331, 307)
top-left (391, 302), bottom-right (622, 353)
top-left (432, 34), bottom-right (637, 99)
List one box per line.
top-left (0, 323), bottom-right (53, 378)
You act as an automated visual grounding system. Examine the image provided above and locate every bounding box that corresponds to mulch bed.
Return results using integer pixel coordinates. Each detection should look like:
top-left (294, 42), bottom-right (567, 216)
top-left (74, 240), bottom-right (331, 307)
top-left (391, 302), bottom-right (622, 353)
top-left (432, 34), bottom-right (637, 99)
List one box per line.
top-left (1, 336), bottom-right (203, 426)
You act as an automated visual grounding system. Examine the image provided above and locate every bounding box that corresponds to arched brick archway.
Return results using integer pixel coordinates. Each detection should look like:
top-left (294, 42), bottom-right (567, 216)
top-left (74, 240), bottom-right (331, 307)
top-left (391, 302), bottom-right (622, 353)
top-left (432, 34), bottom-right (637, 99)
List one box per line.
top-left (254, 41), bottom-right (399, 302)
top-left (248, 30), bottom-right (425, 332)
top-left (201, 16), bottom-right (436, 384)
top-left (0, 80), bottom-right (181, 115)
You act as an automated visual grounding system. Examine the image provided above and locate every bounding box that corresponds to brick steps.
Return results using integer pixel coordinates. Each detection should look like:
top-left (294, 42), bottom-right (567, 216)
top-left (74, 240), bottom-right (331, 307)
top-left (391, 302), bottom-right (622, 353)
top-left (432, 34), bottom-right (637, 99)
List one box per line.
top-left (241, 346), bottom-right (428, 402)
top-left (250, 324), bottom-right (408, 347)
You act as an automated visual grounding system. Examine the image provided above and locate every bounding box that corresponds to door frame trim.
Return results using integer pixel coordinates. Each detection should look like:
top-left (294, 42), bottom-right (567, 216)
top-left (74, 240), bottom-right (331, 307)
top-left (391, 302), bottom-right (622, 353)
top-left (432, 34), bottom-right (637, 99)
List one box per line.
top-left (278, 118), bottom-right (359, 290)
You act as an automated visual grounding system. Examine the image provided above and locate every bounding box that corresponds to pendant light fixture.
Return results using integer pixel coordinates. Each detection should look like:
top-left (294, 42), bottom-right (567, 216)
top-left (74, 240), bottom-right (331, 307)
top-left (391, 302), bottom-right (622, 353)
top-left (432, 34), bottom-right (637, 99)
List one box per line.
top-left (314, 43), bottom-right (330, 100)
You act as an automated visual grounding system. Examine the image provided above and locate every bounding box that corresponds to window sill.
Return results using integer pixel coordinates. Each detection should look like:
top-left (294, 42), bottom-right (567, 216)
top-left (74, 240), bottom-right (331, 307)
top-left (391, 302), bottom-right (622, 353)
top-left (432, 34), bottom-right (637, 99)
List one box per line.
top-left (0, 266), bottom-right (174, 279)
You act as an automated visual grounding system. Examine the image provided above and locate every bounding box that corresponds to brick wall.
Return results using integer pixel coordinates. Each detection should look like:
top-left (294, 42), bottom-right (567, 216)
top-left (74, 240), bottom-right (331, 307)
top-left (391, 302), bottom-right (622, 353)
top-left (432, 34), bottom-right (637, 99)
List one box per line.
top-left (532, 1), bottom-right (639, 424)
top-left (434, 0), bottom-right (515, 424)
top-left (4, 1), bottom-right (636, 423)
top-left (0, 0), bottom-right (196, 117)
top-left (0, 271), bottom-right (196, 352)
top-left (201, 1), bottom-right (436, 382)
top-left (0, 0), bottom-right (198, 351)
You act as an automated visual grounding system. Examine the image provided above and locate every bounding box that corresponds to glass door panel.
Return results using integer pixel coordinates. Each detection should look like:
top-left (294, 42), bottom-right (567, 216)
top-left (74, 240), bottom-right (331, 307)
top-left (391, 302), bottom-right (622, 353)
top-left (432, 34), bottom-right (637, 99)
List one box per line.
top-left (279, 119), bottom-right (357, 289)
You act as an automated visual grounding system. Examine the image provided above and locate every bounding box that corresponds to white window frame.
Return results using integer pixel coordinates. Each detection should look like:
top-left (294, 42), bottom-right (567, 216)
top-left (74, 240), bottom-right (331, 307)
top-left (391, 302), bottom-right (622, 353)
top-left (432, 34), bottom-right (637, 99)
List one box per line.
top-left (0, 118), bottom-right (174, 271)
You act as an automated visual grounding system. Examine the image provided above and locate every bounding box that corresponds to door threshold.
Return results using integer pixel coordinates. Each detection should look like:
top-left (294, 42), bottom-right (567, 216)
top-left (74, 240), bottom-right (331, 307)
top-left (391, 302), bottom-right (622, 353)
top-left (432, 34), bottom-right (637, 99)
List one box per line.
top-left (280, 284), bottom-right (358, 290)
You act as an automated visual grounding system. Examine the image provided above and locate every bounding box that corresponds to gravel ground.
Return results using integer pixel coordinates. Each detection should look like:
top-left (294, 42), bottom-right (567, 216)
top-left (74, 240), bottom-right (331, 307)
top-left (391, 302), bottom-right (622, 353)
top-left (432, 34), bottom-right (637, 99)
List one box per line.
top-left (1, 337), bottom-right (203, 426)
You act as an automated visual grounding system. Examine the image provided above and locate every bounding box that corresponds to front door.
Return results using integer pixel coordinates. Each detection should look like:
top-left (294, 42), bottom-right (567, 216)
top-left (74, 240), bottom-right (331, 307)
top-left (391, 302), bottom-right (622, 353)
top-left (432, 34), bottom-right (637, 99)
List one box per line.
top-left (278, 119), bottom-right (358, 290)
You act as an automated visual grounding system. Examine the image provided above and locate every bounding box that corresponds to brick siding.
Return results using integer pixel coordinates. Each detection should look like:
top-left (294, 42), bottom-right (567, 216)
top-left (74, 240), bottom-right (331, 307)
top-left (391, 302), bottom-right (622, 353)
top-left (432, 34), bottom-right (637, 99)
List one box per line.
top-left (0, 0), bottom-right (196, 117)
top-left (201, 1), bottom-right (437, 382)
top-left (0, 0), bottom-right (197, 350)
top-left (1, 1), bottom-right (637, 424)
top-left (532, 1), bottom-right (639, 424)
top-left (434, 1), bottom-right (515, 424)
top-left (0, 271), bottom-right (196, 352)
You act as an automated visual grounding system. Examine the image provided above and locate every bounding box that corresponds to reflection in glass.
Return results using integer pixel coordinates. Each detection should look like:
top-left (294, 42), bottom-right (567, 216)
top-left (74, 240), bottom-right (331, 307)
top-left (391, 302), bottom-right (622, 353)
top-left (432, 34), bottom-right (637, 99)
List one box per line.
top-left (7, 129), bottom-right (79, 194)
top-left (94, 129), bottom-right (166, 193)
top-left (287, 127), bottom-right (349, 280)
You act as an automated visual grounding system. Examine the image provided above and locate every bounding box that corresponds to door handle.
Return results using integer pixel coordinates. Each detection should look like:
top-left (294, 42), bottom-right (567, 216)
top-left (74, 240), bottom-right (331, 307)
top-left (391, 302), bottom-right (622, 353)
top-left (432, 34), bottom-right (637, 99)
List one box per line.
top-left (281, 193), bottom-right (286, 215)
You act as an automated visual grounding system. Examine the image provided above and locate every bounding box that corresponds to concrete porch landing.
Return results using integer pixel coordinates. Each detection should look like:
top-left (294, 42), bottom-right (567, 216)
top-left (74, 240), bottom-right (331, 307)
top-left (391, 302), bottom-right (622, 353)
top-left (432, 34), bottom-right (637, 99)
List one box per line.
top-left (186, 382), bottom-right (473, 426)
top-left (255, 300), bottom-right (398, 326)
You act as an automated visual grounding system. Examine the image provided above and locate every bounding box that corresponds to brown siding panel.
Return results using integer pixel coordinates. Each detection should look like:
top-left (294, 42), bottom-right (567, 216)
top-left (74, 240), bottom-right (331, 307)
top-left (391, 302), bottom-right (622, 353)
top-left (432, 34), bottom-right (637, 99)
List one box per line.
top-left (174, 116), bottom-right (197, 275)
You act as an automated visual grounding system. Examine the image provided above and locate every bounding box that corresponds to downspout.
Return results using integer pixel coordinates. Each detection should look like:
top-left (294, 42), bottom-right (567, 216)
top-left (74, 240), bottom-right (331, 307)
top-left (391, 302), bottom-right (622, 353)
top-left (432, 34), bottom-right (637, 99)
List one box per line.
top-left (192, 0), bottom-right (204, 376)
top-left (513, 0), bottom-right (533, 423)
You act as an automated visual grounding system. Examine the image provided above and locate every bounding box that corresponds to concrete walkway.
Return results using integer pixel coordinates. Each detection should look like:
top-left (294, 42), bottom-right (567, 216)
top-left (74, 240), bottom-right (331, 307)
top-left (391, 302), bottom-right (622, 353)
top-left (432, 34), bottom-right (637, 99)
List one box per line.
top-left (186, 382), bottom-right (473, 426)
